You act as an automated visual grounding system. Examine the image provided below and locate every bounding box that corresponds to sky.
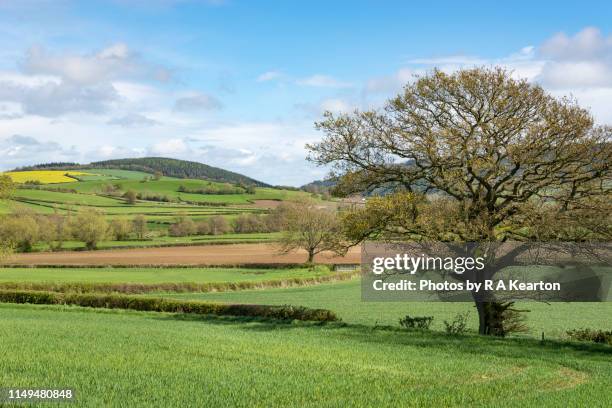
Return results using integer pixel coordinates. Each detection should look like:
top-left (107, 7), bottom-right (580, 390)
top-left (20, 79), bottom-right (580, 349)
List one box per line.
top-left (0, 0), bottom-right (611, 186)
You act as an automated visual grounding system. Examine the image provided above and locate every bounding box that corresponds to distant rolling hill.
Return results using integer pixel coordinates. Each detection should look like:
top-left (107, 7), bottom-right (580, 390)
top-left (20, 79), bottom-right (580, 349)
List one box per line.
top-left (14, 157), bottom-right (270, 187)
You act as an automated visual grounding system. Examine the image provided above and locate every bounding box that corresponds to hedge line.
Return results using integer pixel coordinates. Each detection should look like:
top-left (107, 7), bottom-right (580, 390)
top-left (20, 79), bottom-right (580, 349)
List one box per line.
top-left (1, 263), bottom-right (335, 269)
top-left (0, 290), bottom-right (339, 322)
top-left (19, 239), bottom-right (278, 254)
top-left (0, 270), bottom-right (359, 294)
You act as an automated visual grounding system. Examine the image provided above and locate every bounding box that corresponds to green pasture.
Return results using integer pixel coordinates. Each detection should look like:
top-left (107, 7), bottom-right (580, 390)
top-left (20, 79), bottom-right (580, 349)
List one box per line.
top-left (0, 303), bottom-right (609, 406)
top-left (29, 232), bottom-right (280, 251)
top-left (59, 178), bottom-right (307, 204)
top-left (164, 279), bottom-right (612, 340)
top-left (0, 265), bottom-right (326, 284)
top-left (13, 188), bottom-right (126, 206)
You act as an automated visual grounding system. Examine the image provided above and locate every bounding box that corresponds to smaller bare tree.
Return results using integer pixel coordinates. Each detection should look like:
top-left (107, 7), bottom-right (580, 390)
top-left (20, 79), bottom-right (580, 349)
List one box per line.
top-left (132, 215), bottom-right (148, 239)
top-left (277, 200), bottom-right (345, 264)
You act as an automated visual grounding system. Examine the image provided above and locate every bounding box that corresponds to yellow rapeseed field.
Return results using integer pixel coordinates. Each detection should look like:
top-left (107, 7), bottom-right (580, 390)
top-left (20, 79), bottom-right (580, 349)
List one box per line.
top-left (3, 170), bottom-right (94, 184)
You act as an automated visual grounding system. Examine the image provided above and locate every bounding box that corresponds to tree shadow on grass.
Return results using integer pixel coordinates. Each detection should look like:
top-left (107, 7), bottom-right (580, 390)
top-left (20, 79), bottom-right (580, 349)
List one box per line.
top-left (155, 313), bottom-right (611, 363)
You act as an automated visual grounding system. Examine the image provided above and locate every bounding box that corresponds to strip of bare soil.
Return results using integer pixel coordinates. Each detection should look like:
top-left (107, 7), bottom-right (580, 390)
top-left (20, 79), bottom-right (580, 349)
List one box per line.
top-left (4, 243), bottom-right (361, 267)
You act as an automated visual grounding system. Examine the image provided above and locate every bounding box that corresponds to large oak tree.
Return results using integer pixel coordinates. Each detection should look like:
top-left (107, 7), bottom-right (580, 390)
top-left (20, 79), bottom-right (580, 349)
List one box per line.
top-left (307, 67), bottom-right (611, 336)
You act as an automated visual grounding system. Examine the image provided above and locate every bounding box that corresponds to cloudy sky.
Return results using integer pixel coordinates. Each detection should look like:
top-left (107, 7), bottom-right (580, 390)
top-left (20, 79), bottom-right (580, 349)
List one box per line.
top-left (0, 1), bottom-right (611, 185)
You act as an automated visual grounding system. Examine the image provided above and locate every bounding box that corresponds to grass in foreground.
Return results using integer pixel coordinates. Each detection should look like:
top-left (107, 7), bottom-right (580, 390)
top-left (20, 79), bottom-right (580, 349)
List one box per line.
top-left (162, 279), bottom-right (612, 340)
top-left (0, 304), bottom-right (609, 407)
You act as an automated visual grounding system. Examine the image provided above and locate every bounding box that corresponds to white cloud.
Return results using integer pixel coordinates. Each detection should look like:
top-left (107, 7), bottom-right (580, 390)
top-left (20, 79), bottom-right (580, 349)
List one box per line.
top-left (536, 27), bottom-right (612, 88)
top-left (296, 74), bottom-right (353, 88)
top-left (173, 92), bottom-right (223, 112)
top-left (538, 61), bottom-right (612, 88)
top-left (148, 138), bottom-right (188, 155)
top-left (22, 43), bottom-right (171, 85)
top-left (0, 79), bottom-right (119, 116)
top-left (91, 145), bottom-right (145, 159)
top-left (367, 27), bottom-right (612, 124)
top-left (539, 27), bottom-right (612, 61)
top-left (0, 134), bottom-right (77, 168)
top-left (0, 44), bottom-right (174, 117)
top-left (107, 113), bottom-right (159, 127)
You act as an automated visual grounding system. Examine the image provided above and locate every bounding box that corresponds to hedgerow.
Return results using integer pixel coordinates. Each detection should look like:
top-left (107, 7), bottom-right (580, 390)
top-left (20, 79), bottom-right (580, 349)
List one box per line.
top-left (0, 290), bottom-right (339, 322)
top-left (0, 270), bottom-right (359, 294)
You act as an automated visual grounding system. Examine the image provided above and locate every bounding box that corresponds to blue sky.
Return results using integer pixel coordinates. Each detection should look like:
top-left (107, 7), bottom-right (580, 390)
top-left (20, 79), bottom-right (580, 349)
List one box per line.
top-left (1, 0), bottom-right (611, 185)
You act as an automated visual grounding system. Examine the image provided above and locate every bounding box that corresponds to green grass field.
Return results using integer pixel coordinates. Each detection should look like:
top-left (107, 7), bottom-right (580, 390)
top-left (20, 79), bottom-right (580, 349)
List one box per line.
top-left (13, 188), bottom-right (127, 206)
top-left (55, 178), bottom-right (307, 205)
top-left (0, 265), bottom-right (326, 284)
top-left (0, 303), bottom-right (609, 406)
top-left (29, 232), bottom-right (280, 251)
top-left (3, 169), bottom-right (308, 240)
top-left (2, 169), bottom-right (312, 254)
top-left (161, 279), bottom-right (612, 340)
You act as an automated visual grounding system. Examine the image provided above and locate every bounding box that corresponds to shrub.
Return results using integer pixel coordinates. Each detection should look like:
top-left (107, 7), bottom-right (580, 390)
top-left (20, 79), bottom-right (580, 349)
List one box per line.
top-left (24, 180), bottom-right (42, 185)
top-left (71, 209), bottom-right (108, 250)
top-left (566, 328), bottom-right (612, 345)
top-left (101, 183), bottom-right (120, 194)
top-left (399, 315), bottom-right (434, 330)
top-left (178, 183), bottom-right (245, 195)
top-left (196, 221), bottom-right (210, 235)
top-left (0, 290), bottom-right (339, 322)
top-left (109, 219), bottom-right (133, 240)
top-left (443, 312), bottom-right (469, 335)
top-left (132, 215), bottom-right (148, 239)
top-left (233, 214), bottom-right (267, 233)
top-left (169, 218), bottom-right (197, 237)
top-left (137, 192), bottom-right (175, 202)
top-left (208, 215), bottom-right (230, 235)
top-left (123, 190), bottom-right (137, 204)
top-left (0, 211), bottom-right (40, 252)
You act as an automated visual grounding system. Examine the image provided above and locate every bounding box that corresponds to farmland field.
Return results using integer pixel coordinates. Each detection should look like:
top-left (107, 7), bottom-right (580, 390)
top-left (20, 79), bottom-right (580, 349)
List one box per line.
top-left (24, 233), bottom-right (281, 252)
top-left (1, 168), bottom-right (318, 250)
top-left (2, 164), bottom-right (610, 407)
top-left (6, 243), bottom-right (361, 265)
top-left (12, 188), bottom-right (127, 206)
top-left (0, 303), bottom-right (609, 406)
top-left (165, 279), bottom-right (612, 339)
top-left (2, 168), bottom-right (317, 245)
top-left (3, 170), bottom-right (96, 184)
top-left (0, 265), bottom-right (333, 284)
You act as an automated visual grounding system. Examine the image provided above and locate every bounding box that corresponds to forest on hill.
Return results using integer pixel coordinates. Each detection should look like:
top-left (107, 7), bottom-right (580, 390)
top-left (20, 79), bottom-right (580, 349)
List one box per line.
top-left (15, 157), bottom-right (269, 187)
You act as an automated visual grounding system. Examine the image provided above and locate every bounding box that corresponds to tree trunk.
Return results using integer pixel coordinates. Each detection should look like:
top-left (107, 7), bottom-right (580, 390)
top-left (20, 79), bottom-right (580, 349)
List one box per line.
top-left (475, 299), bottom-right (488, 335)
top-left (473, 293), bottom-right (505, 336)
top-left (307, 250), bottom-right (315, 264)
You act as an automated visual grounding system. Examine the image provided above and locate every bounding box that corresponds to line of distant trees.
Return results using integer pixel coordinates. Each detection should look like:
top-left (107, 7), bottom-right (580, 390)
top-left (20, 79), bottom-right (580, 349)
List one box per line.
top-left (0, 210), bottom-right (150, 251)
top-left (177, 183), bottom-right (254, 195)
top-left (0, 207), bottom-right (290, 251)
top-left (168, 210), bottom-right (285, 237)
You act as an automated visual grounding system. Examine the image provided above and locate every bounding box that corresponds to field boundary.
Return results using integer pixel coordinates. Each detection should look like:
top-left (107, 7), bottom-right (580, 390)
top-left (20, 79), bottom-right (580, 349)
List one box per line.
top-left (16, 237), bottom-right (281, 254)
top-left (2, 263), bottom-right (358, 269)
top-left (0, 290), bottom-right (339, 321)
top-left (0, 269), bottom-right (360, 294)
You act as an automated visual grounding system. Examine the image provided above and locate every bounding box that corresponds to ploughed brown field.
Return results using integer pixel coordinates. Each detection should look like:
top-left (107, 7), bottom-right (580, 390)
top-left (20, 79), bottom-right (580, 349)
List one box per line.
top-left (4, 243), bottom-right (361, 266)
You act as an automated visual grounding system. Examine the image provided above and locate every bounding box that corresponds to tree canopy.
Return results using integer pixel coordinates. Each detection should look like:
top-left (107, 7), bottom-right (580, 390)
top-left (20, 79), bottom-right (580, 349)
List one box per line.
top-left (307, 67), bottom-right (611, 335)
